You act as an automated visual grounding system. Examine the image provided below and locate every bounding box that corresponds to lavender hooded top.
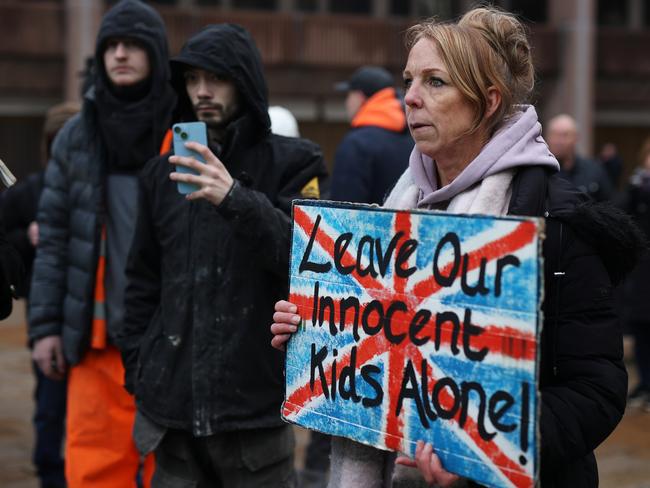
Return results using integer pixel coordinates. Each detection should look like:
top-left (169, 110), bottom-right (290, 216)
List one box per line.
top-left (408, 105), bottom-right (559, 208)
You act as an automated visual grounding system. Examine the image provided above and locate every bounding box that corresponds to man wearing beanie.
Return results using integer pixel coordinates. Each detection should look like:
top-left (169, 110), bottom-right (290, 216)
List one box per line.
top-left (28, 1), bottom-right (175, 486)
top-left (330, 66), bottom-right (413, 205)
top-left (117, 23), bottom-right (327, 487)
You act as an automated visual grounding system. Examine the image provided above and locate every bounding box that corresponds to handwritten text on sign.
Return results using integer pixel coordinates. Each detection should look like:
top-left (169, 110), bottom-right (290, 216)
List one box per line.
top-left (283, 201), bottom-right (543, 488)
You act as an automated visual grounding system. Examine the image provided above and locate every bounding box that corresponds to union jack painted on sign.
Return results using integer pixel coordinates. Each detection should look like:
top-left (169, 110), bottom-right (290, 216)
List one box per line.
top-left (284, 201), bottom-right (543, 488)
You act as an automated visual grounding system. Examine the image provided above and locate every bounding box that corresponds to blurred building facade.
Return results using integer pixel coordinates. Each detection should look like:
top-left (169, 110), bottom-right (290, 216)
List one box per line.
top-left (1, 0), bottom-right (649, 183)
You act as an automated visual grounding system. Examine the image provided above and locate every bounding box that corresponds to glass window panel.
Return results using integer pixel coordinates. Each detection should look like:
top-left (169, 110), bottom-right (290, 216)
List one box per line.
top-left (508, 0), bottom-right (547, 23)
top-left (297, 0), bottom-right (319, 12)
top-left (598, 0), bottom-right (628, 26)
top-left (330, 0), bottom-right (371, 14)
top-left (233, 0), bottom-right (277, 10)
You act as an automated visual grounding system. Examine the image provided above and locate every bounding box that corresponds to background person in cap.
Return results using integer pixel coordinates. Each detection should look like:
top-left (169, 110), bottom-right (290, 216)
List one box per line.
top-left (330, 65), bottom-right (413, 205)
top-left (28, 0), bottom-right (176, 486)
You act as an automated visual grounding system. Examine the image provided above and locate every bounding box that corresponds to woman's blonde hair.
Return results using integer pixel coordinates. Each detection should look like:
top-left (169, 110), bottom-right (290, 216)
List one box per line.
top-left (405, 6), bottom-right (535, 135)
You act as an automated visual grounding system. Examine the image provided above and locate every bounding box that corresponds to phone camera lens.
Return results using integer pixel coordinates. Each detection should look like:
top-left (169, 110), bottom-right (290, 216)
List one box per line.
top-left (174, 126), bottom-right (181, 134)
top-left (181, 132), bottom-right (188, 140)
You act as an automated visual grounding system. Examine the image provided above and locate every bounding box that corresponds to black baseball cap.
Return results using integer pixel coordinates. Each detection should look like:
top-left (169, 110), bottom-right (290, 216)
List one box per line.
top-left (335, 66), bottom-right (395, 98)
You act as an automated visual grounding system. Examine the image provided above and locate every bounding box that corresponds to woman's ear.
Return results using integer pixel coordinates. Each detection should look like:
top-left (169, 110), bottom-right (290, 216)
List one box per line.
top-left (485, 86), bottom-right (502, 119)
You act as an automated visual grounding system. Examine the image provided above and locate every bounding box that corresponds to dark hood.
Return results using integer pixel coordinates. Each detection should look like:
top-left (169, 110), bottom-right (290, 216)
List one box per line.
top-left (170, 24), bottom-right (271, 141)
top-left (92, 0), bottom-right (175, 171)
top-left (95, 0), bottom-right (170, 98)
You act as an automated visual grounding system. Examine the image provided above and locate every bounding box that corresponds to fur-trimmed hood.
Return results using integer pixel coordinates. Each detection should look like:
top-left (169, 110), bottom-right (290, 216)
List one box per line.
top-left (511, 166), bottom-right (646, 286)
top-left (554, 200), bottom-right (647, 285)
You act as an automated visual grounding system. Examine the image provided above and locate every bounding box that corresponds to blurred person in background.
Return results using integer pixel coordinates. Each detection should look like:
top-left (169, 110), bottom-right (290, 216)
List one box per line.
top-left (27, 1), bottom-right (176, 486)
top-left (269, 105), bottom-right (300, 138)
top-left (330, 66), bottom-right (413, 204)
top-left (0, 101), bottom-right (79, 488)
top-left (547, 114), bottom-right (613, 202)
top-left (619, 136), bottom-right (650, 412)
top-left (598, 142), bottom-right (623, 190)
top-left (0, 215), bottom-right (23, 321)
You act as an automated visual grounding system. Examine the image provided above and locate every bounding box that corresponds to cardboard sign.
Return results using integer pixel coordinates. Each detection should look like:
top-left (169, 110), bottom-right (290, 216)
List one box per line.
top-left (283, 201), bottom-right (544, 488)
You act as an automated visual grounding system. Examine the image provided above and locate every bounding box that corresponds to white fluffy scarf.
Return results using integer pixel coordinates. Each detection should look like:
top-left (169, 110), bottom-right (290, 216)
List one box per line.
top-left (383, 167), bottom-right (515, 216)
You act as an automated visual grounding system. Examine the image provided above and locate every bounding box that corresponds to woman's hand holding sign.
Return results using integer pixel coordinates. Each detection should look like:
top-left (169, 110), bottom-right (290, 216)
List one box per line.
top-left (396, 441), bottom-right (460, 487)
top-left (169, 141), bottom-right (233, 206)
top-left (271, 300), bottom-right (300, 351)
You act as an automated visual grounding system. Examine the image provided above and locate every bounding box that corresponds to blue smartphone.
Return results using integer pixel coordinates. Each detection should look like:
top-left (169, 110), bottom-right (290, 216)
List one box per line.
top-left (172, 121), bottom-right (208, 194)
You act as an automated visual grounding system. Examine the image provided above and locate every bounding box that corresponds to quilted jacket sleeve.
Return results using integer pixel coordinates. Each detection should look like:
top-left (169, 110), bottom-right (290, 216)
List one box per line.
top-left (28, 123), bottom-right (75, 342)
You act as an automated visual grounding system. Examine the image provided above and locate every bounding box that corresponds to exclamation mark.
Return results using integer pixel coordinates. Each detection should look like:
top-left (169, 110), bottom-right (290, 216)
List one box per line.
top-left (519, 381), bottom-right (530, 466)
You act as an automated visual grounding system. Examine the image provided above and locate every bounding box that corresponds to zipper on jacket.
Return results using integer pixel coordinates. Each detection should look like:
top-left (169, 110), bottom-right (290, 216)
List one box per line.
top-left (552, 217), bottom-right (564, 378)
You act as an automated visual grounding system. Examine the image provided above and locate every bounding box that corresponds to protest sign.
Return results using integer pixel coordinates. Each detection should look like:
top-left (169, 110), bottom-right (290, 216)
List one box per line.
top-left (283, 201), bottom-right (543, 488)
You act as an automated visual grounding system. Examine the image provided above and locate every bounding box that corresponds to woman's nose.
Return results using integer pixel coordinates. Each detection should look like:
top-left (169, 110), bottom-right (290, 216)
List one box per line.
top-left (404, 85), bottom-right (421, 108)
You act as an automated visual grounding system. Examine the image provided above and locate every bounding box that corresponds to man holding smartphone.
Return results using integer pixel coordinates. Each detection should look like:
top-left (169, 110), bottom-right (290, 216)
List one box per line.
top-left (117, 24), bottom-right (327, 487)
top-left (28, 1), bottom-right (176, 486)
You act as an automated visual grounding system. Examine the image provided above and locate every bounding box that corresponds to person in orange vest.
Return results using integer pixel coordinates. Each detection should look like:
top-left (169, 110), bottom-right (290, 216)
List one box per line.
top-left (329, 66), bottom-right (413, 205)
top-left (28, 1), bottom-right (176, 487)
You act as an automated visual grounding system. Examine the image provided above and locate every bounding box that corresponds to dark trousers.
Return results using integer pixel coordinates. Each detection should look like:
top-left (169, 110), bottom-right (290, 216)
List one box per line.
top-left (32, 362), bottom-right (67, 488)
top-left (304, 431), bottom-right (330, 473)
top-left (152, 424), bottom-right (296, 488)
top-left (631, 320), bottom-right (650, 389)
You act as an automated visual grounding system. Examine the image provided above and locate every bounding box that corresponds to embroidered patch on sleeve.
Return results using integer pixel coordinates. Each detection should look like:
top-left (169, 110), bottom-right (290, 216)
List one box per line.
top-left (300, 177), bottom-right (320, 199)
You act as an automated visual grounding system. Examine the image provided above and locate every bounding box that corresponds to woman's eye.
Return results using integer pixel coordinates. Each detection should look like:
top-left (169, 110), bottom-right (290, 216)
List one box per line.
top-left (428, 77), bottom-right (445, 87)
top-left (403, 78), bottom-right (412, 90)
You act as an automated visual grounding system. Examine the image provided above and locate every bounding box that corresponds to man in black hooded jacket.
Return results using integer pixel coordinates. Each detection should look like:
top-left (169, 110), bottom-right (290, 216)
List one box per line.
top-left (117, 24), bottom-right (327, 487)
top-left (28, 1), bottom-right (175, 486)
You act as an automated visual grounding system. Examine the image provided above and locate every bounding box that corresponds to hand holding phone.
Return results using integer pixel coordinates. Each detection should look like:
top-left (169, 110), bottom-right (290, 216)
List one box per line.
top-left (172, 121), bottom-right (208, 194)
top-left (168, 122), bottom-right (235, 206)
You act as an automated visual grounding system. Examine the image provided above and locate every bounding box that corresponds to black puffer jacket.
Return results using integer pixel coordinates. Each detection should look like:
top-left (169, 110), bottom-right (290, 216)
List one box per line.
top-left (507, 167), bottom-right (638, 487)
top-left (0, 214), bottom-right (24, 320)
top-left (0, 172), bottom-right (43, 298)
top-left (28, 0), bottom-right (174, 362)
top-left (117, 24), bottom-right (328, 435)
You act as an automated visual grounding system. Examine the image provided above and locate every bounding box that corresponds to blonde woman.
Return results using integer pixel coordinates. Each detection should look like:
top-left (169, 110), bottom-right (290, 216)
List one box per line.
top-left (273, 7), bottom-right (641, 487)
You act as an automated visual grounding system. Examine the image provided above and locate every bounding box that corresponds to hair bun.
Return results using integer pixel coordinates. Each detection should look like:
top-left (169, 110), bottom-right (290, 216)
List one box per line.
top-left (459, 7), bottom-right (534, 104)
